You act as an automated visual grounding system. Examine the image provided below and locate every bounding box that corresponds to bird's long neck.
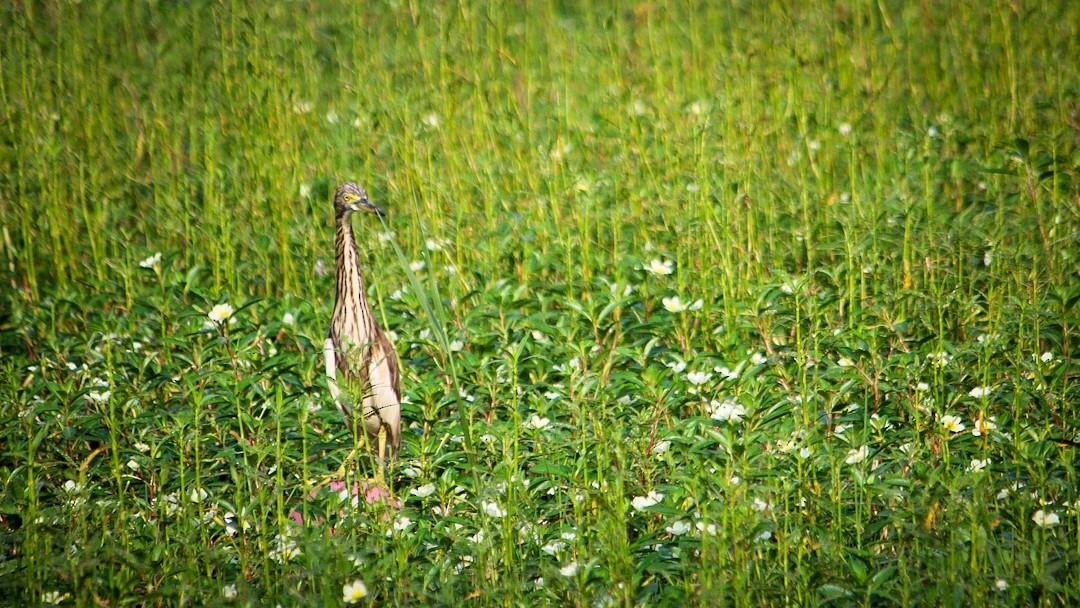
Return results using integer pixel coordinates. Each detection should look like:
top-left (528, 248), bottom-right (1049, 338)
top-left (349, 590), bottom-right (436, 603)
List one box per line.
top-left (333, 215), bottom-right (377, 345)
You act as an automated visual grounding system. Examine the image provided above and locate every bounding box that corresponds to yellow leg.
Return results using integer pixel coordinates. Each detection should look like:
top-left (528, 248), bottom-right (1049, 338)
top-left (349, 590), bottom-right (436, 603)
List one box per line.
top-left (376, 425), bottom-right (388, 484)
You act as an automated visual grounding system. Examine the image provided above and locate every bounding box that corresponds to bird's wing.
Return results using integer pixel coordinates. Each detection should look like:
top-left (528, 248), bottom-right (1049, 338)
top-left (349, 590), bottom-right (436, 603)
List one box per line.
top-left (369, 329), bottom-right (401, 449)
top-left (376, 329), bottom-right (401, 402)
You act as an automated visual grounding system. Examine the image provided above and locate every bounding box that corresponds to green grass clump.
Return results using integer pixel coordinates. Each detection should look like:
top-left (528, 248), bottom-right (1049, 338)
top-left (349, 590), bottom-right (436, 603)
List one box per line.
top-left (2, 0), bottom-right (1079, 605)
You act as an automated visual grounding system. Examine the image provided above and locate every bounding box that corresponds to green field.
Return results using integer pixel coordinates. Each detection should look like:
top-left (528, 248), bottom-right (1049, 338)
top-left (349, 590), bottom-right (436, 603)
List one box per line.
top-left (2, 1), bottom-right (1079, 605)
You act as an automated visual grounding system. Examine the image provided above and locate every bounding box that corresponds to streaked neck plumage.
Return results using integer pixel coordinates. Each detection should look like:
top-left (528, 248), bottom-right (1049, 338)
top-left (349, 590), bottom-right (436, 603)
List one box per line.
top-left (332, 213), bottom-right (376, 347)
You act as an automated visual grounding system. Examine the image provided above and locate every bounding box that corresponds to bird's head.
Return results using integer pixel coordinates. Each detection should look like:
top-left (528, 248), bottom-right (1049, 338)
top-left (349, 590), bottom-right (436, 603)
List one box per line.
top-left (334, 182), bottom-right (386, 219)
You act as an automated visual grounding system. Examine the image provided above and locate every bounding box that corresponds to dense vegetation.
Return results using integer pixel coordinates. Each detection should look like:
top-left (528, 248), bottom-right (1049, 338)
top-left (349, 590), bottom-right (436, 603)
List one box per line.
top-left (2, 1), bottom-right (1078, 605)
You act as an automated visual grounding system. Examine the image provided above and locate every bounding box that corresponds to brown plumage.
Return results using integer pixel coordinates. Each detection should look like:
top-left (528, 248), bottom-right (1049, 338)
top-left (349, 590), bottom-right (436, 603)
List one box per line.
top-left (324, 183), bottom-right (401, 460)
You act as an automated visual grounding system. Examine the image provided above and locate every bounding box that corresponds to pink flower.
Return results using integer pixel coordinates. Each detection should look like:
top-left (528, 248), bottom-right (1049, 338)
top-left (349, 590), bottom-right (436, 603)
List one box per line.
top-left (289, 480), bottom-right (401, 525)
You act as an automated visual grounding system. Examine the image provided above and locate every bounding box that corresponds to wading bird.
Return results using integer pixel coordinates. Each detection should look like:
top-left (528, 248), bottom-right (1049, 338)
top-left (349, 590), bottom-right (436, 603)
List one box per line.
top-left (324, 183), bottom-right (401, 466)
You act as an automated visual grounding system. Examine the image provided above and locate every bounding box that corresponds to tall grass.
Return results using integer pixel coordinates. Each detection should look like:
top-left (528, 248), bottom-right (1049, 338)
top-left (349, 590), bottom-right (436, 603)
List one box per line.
top-left (2, 0), bottom-right (1078, 605)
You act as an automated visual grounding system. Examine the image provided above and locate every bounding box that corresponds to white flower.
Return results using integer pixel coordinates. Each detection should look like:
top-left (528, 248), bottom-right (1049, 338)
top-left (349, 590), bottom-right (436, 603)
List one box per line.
top-left (411, 484), bottom-right (436, 498)
top-left (481, 500), bottom-right (506, 518)
top-left (542, 540), bottom-right (567, 555)
top-left (645, 259), bottom-right (674, 275)
top-left (134, 442), bottom-right (150, 453)
top-left (208, 303), bottom-right (234, 323)
top-left (343, 579), bottom-right (368, 604)
top-left (299, 183), bottom-right (312, 198)
top-left (663, 520), bottom-right (691, 536)
top-left (282, 312), bottom-right (295, 325)
top-left (941, 415), bottom-right (965, 433)
top-left (916, 382), bottom-right (930, 391)
top-left (422, 112), bottom-right (440, 128)
top-left (126, 459), bottom-right (139, 471)
top-left (222, 584), bottom-right (237, 600)
top-left (653, 440), bottom-right (670, 454)
top-left (453, 555), bottom-right (475, 573)
top-left (425, 238), bottom-right (445, 251)
top-left (377, 230), bottom-right (395, 243)
top-left (559, 561), bottom-right (579, 577)
top-left (709, 399), bottom-right (745, 423)
top-left (968, 386), bottom-right (992, 399)
top-left (930, 351), bottom-right (951, 367)
top-left (523, 414), bottom-right (550, 430)
top-left (995, 579), bottom-right (1007, 591)
top-left (799, 447), bottom-right (812, 459)
top-left (714, 366), bottom-right (738, 380)
top-left (752, 498), bottom-right (769, 512)
top-left (41, 591), bottom-right (70, 604)
top-left (325, 111), bottom-right (339, 124)
top-left (1041, 351), bottom-right (1054, 363)
top-left (750, 352), bottom-right (768, 366)
top-left (189, 487), bottom-right (208, 503)
top-left (973, 416), bottom-right (997, 437)
top-left (870, 414), bottom-right (894, 431)
top-left (292, 100), bottom-right (313, 114)
top-left (409, 260), bottom-right (426, 272)
top-left (87, 390), bottom-right (111, 403)
top-left (997, 482), bottom-right (1023, 500)
top-left (666, 360), bottom-right (687, 373)
top-left (1032, 510), bottom-right (1060, 528)
top-left (968, 458), bottom-right (990, 472)
top-left (631, 490), bottom-right (664, 511)
top-left (839, 122), bottom-right (852, 136)
top-left (662, 296), bottom-right (688, 313)
top-left (837, 357), bottom-right (854, 367)
top-left (393, 515), bottom-right (413, 532)
top-left (696, 520), bottom-right (717, 535)
top-left (845, 446), bottom-right (869, 465)
top-left (139, 252), bottom-right (162, 269)
top-left (686, 371), bottom-right (712, 385)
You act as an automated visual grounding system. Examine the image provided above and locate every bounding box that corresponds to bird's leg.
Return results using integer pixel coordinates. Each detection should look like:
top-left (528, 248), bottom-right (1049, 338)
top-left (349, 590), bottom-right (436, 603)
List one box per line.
top-left (375, 425), bottom-right (388, 484)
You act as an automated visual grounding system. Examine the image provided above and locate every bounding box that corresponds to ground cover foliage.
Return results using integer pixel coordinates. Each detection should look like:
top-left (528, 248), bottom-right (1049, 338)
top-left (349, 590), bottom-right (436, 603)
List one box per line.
top-left (2, 1), bottom-right (1079, 605)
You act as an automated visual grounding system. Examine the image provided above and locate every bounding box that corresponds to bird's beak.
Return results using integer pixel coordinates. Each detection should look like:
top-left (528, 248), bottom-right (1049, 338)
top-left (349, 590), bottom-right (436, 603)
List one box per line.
top-left (351, 198), bottom-right (386, 218)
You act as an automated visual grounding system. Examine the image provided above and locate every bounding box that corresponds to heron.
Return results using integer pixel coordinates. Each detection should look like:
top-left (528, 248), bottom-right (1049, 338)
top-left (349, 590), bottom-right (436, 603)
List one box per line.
top-left (324, 183), bottom-right (401, 470)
